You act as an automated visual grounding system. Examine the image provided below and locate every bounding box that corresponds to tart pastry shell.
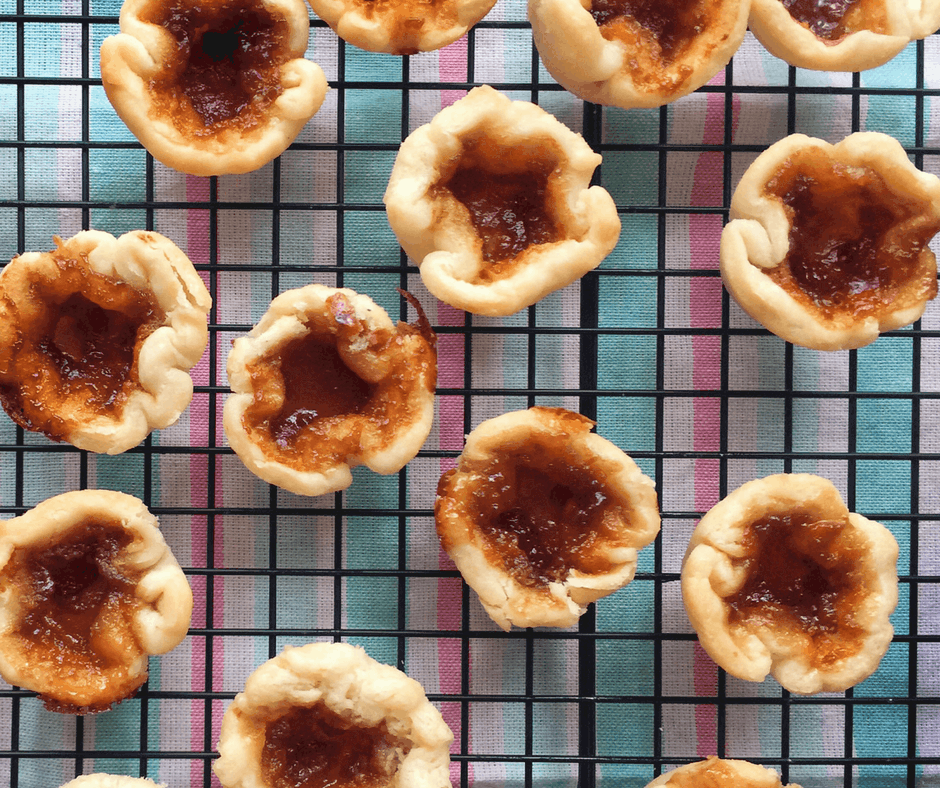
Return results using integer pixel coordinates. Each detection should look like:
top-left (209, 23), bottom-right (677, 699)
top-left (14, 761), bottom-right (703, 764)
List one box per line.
top-left (223, 285), bottom-right (437, 497)
top-left (720, 132), bottom-right (940, 351)
top-left (384, 85), bottom-right (620, 316)
top-left (100, 0), bottom-right (328, 176)
top-left (435, 406), bottom-right (661, 631)
top-left (645, 756), bottom-right (801, 788)
top-left (0, 230), bottom-right (211, 454)
top-left (0, 490), bottom-right (193, 712)
top-left (61, 776), bottom-right (166, 788)
top-left (681, 474), bottom-right (899, 695)
top-left (213, 642), bottom-right (453, 788)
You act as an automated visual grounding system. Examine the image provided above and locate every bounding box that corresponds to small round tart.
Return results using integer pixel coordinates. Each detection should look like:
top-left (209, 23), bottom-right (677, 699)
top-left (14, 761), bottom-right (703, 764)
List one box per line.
top-left (99, 0), bottom-right (328, 176)
top-left (681, 474), bottom-right (899, 695)
top-left (645, 757), bottom-right (801, 788)
top-left (528, 0), bottom-right (750, 109)
top-left (307, 0), bottom-right (497, 54)
top-left (748, 0), bottom-right (940, 71)
top-left (384, 85), bottom-right (620, 317)
top-left (0, 490), bottom-right (193, 713)
top-left (223, 285), bottom-right (437, 497)
top-left (435, 407), bottom-right (661, 631)
top-left (213, 642), bottom-right (453, 788)
top-left (0, 230), bottom-right (212, 454)
top-left (720, 132), bottom-right (940, 351)
top-left (61, 776), bottom-right (166, 788)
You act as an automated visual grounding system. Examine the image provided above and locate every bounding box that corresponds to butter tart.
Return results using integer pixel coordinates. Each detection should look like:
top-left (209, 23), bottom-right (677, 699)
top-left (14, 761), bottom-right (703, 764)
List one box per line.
top-left (748, 0), bottom-right (940, 71)
top-left (307, 0), bottom-right (497, 53)
top-left (720, 132), bottom-right (940, 351)
top-left (214, 642), bottom-right (453, 788)
top-left (435, 406), bottom-right (661, 631)
top-left (223, 285), bottom-right (437, 497)
top-left (99, 0), bottom-right (328, 176)
top-left (0, 230), bottom-right (212, 454)
top-left (0, 490), bottom-right (193, 713)
top-left (62, 777), bottom-right (166, 788)
top-left (645, 757), bottom-right (801, 788)
top-left (681, 474), bottom-right (899, 695)
top-left (528, 0), bottom-right (750, 109)
top-left (384, 85), bottom-right (620, 316)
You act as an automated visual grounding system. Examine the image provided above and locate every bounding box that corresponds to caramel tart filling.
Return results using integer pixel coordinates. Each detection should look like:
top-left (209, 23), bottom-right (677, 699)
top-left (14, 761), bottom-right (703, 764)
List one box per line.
top-left (590, 0), bottom-right (712, 64)
top-left (144, 0), bottom-right (291, 134)
top-left (779, 0), bottom-right (887, 40)
top-left (261, 703), bottom-right (412, 788)
top-left (764, 148), bottom-right (940, 319)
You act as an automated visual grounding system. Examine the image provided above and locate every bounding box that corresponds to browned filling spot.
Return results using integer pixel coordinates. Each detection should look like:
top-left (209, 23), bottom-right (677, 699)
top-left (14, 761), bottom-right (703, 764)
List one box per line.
top-left (145, 0), bottom-right (291, 134)
top-left (261, 704), bottom-right (411, 788)
top-left (0, 518), bottom-right (147, 711)
top-left (445, 433), bottom-right (625, 587)
top-left (350, 0), bottom-right (456, 55)
top-left (591, 0), bottom-right (710, 64)
top-left (667, 757), bottom-right (769, 787)
top-left (437, 135), bottom-right (564, 280)
top-left (764, 149), bottom-right (940, 319)
top-left (779, 0), bottom-right (886, 40)
top-left (242, 292), bottom-right (436, 472)
top-left (0, 256), bottom-right (165, 443)
top-left (726, 512), bottom-right (869, 666)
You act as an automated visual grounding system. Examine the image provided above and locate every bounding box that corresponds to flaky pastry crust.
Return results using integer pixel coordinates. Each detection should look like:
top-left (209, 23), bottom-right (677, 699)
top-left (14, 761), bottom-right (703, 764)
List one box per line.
top-left (436, 407), bottom-right (661, 631)
top-left (214, 642), bottom-right (453, 788)
top-left (720, 133), bottom-right (940, 351)
top-left (224, 285), bottom-right (437, 497)
top-left (0, 230), bottom-right (211, 454)
top-left (384, 86), bottom-right (620, 316)
top-left (645, 757), bottom-right (801, 788)
top-left (307, 0), bottom-right (497, 53)
top-left (749, 0), bottom-right (940, 71)
top-left (528, 0), bottom-right (750, 109)
top-left (61, 776), bottom-right (166, 788)
top-left (0, 490), bottom-right (193, 713)
top-left (681, 474), bottom-right (898, 695)
top-left (100, 0), bottom-right (328, 176)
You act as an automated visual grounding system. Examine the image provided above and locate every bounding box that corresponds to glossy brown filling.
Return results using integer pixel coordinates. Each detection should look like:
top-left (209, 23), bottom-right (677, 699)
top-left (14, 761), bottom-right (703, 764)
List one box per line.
top-left (261, 704), bottom-right (410, 788)
top-left (0, 257), bottom-right (164, 442)
top-left (765, 149), bottom-right (940, 318)
top-left (146, 0), bottom-right (290, 133)
top-left (349, 0), bottom-right (454, 54)
top-left (458, 435), bottom-right (624, 586)
top-left (590, 0), bottom-right (709, 63)
top-left (667, 758), bottom-right (768, 788)
top-left (780, 0), bottom-right (885, 39)
top-left (439, 135), bottom-right (564, 278)
top-left (8, 520), bottom-right (140, 668)
top-left (726, 512), bottom-right (868, 666)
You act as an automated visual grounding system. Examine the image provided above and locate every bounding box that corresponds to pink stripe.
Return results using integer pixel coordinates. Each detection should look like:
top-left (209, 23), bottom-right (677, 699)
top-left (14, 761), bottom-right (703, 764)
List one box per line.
top-left (439, 38), bottom-right (468, 109)
top-left (693, 643), bottom-right (718, 756)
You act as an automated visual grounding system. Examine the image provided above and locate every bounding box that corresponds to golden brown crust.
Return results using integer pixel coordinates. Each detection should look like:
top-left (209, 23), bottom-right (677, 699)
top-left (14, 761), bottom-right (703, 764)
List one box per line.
top-left (0, 230), bottom-right (211, 454)
top-left (528, 0), bottom-right (750, 109)
top-left (720, 132), bottom-right (940, 351)
top-left (384, 85), bottom-right (620, 316)
top-left (681, 474), bottom-right (898, 695)
top-left (748, 0), bottom-right (931, 71)
top-left (435, 406), bottom-right (661, 630)
top-left (100, 0), bottom-right (327, 176)
top-left (307, 0), bottom-right (497, 53)
top-left (223, 285), bottom-right (437, 497)
top-left (0, 490), bottom-right (192, 712)
top-left (213, 642), bottom-right (453, 788)
top-left (645, 757), bottom-right (801, 788)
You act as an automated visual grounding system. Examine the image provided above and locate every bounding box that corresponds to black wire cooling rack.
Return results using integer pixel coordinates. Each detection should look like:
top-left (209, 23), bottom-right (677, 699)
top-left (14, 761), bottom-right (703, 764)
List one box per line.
top-left (1, 0), bottom-right (940, 786)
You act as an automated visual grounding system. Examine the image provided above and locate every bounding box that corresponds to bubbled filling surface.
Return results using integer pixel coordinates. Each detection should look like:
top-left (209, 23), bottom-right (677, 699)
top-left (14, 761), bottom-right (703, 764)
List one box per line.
top-left (779, 0), bottom-right (886, 40)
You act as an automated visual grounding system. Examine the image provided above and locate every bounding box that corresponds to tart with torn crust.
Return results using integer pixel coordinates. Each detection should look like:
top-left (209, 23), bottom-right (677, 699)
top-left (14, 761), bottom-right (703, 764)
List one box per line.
top-left (681, 474), bottom-right (899, 695)
top-left (214, 642), bottom-right (453, 788)
top-left (100, 0), bottom-right (328, 176)
top-left (308, 0), bottom-right (497, 53)
top-left (223, 285), bottom-right (437, 497)
top-left (0, 490), bottom-right (193, 713)
top-left (0, 230), bottom-right (212, 454)
top-left (721, 132), bottom-right (940, 351)
top-left (384, 86), bottom-right (620, 316)
top-left (528, 0), bottom-right (750, 109)
top-left (435, 407), bottom-right (661, 631)
top-left (645, 757), bottom-right (801, 788)
top-left (748, 0), bottom-right (940, 72)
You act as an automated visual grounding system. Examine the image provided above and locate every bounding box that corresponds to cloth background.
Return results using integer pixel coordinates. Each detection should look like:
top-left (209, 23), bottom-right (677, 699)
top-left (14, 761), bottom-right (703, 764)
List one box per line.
top-left (1, 0), bottom-right (939, 785)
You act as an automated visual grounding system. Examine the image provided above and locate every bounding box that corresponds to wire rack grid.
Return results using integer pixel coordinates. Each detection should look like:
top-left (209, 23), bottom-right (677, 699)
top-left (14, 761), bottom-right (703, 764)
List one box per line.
top-left (0, 0), bottom-right (939, 786)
